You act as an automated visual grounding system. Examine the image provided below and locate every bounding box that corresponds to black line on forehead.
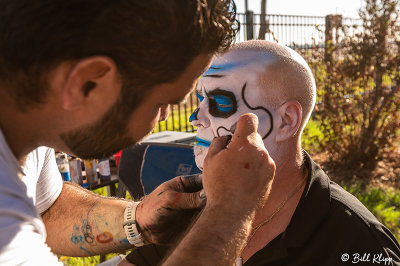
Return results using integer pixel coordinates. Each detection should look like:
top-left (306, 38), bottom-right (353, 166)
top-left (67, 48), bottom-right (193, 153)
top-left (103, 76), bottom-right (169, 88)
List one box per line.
top-left (241, 83), bottom-right (273, 140)
top-left (203, 74), bottom-right (225, 78)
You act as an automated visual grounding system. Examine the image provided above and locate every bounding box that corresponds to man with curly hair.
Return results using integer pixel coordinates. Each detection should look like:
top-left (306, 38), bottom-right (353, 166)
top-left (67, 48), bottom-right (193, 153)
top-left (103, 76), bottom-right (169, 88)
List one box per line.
top-left (0, 1), bottom-right (276, 265)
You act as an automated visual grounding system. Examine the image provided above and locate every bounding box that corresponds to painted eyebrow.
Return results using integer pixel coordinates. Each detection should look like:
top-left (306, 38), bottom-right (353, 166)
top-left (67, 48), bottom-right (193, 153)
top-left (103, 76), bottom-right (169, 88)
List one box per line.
top-left (202, 74), bottom-right (225, 78)
top-left (202, 66), bottom-right (226, 78)
top-left (205, 88), bottom-right (235, 99)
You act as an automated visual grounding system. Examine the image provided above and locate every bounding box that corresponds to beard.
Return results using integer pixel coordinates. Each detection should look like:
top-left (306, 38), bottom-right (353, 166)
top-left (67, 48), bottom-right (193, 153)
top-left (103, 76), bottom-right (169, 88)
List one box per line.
top-left (60, 82), bottom-right (149, 159)
top-left (60, 104), bottom-right (136, 159)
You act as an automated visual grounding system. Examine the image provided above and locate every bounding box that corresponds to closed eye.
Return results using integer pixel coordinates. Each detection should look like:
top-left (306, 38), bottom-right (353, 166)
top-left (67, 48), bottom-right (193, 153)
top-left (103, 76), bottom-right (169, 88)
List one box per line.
top-left (211, 95), bottom-right (234, 112)
top-left (203, 88), bottom-right (237, 118)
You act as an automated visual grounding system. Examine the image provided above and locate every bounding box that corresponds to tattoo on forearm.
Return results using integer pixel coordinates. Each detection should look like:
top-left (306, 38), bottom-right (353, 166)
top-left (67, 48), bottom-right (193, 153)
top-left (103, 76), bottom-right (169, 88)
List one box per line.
top-left (96, 231), bottom-right (113, 243)
top-left (70, 224), bottom-right (84, 245)
top-left (70, 200), bottom-right (100, 253)
top-left (70, 198), bottom-right (130, 253)
top-left (82, 218), bottom-right (95, 244)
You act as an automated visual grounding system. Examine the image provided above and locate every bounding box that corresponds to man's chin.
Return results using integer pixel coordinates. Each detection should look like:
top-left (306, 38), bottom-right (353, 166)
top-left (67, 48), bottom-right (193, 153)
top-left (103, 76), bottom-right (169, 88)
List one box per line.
top-left (62, 135), bottom-right (138, 160)
top-left (194, 145), bottom-right (208, 171)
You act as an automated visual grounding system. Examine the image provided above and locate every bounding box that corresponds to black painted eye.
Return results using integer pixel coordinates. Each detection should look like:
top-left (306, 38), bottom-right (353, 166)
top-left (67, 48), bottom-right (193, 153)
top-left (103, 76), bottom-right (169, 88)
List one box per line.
top-left (207, 89), bottom-right (237, 118)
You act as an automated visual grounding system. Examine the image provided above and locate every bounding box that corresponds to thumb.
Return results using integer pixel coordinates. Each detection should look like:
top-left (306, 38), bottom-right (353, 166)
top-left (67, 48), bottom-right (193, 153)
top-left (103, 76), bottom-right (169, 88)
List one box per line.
top-left (206, 135), bottom-right (231, 157)
top-left (231, 113), bottom-right (259, 144)
top-left (173, 191), bottom-right (206, 210)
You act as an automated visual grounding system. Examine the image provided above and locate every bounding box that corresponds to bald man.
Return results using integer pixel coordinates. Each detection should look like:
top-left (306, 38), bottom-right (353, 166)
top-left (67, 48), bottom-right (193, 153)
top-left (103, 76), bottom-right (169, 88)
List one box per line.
top-left (123, 41), bottom-right (400, 265)
top-left (188, 40), bottom-right (400, 265)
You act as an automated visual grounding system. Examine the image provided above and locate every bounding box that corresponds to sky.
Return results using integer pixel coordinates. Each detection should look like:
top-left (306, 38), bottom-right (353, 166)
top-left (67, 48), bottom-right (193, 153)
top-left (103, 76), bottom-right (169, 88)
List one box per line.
top-left (236, 0), bottom-right (364, 18)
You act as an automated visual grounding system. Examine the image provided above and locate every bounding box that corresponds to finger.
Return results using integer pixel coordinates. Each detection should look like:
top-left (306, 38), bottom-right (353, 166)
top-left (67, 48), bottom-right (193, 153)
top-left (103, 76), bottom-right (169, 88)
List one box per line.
top-left (207, 135), bottom-right (231, 157)
top-left (160, 174), bottom-right (202, 193)
top-left (231, 113), bottom-right (259, 143)
top-left (170, 191), bottom-right (206, 210)
top-left (178, 174), bottom-right (203, 193)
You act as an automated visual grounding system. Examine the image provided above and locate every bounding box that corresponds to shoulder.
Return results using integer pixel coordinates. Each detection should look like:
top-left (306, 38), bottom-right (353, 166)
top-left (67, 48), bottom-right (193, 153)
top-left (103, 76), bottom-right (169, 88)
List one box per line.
top-left (329, 181), bottom-right (380, 229)
top-left (325, 181), bottom-right (400, 258)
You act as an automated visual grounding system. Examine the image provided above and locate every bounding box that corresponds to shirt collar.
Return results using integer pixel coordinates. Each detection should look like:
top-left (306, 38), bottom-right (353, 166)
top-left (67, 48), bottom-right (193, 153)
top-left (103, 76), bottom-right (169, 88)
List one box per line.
top-left (245, 151), bottom-right (332, 265)
top-left (284, 150), bottom-right (331, 248)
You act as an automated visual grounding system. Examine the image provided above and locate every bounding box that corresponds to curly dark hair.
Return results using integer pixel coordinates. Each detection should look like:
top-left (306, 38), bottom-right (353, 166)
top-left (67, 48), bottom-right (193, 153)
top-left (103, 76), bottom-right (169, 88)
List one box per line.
top-left (0, 0), bottom-right (238, 110)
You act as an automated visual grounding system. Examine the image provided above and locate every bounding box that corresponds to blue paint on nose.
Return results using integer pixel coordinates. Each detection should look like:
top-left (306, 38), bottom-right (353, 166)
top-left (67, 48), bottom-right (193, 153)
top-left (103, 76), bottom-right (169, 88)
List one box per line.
top-left (189, 107), bottom-right (199, 122)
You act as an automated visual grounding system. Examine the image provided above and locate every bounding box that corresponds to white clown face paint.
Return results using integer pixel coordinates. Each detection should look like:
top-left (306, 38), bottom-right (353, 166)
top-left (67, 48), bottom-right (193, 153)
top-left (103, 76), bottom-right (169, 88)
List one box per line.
top-left (190, 51), bottom-right (278, 169)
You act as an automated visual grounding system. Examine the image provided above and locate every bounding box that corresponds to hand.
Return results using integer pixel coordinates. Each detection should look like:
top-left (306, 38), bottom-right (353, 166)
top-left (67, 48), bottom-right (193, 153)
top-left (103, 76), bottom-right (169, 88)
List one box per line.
top-left (202, 113), bottom-right (276, 214)
top-left (135, 174), bottom-right (205, 245)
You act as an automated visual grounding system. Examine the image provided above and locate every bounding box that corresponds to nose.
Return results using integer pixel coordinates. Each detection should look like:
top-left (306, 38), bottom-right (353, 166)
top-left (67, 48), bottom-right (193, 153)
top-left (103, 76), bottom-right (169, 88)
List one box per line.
top-left (158, 105), bottom-right (170, 122)
top-left (189, 101), bottom-right (210, 128)
top-left (189, 107), bottom-right (199, 122)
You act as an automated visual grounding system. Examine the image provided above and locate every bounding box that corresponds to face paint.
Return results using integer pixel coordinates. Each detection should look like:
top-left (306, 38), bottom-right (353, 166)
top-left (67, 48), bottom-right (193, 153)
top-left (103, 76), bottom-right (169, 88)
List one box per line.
top-left (206, 89), bottom-right (237, 118)
top-left (190, 52), bottom-right (277, 170)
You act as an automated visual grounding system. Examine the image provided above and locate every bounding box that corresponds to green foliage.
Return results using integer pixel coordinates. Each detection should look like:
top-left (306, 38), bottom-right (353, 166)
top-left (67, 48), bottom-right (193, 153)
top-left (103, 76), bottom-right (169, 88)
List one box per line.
top-left (302, 0), bottom-right (400, 166)
top-left (60, 253), bottom-right (120, 266)
top-left (301, 118), bottom-right (325, 153)
top-left (343, 183), bottom-right (400, 241)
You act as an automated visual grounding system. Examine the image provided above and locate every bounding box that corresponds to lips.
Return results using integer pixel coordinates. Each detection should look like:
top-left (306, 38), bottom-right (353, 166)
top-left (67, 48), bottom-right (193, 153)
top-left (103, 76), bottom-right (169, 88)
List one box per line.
top-left (196, 137), bottom-right (212, 147)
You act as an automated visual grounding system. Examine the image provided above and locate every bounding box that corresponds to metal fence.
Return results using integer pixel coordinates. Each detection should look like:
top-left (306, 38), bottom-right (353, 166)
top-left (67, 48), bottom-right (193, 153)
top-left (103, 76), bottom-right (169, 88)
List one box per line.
top-left (155, 13), bottom-right (362, 133)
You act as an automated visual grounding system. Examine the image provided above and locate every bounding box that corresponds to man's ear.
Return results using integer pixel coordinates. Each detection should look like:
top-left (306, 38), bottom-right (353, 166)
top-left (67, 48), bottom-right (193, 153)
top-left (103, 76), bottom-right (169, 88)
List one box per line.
top-left (275, 100), bottom-right (302, 142)
top-left (61, 56), bottom-right (120, 111)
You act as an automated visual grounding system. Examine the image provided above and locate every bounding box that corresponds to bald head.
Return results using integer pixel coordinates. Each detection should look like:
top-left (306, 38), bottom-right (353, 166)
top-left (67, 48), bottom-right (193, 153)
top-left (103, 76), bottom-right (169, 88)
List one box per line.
top-left (214, 40), bottom-right (316, 131)
top-left (190, 40), bottom-right (316, 169)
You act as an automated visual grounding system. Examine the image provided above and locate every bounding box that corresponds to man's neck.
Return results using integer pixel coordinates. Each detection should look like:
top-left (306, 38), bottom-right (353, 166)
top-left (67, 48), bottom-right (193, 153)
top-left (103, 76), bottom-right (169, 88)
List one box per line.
top-left (241, 148), bottom-right (306, 262)
top-left (0, 95), bottom-right (44, 160)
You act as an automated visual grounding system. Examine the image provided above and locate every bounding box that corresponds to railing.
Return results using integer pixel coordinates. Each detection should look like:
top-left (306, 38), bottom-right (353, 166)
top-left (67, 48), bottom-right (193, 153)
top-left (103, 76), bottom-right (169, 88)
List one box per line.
top-left (154, 91), bottom-right (199, 133)
top-left (155, 13), bottom-right (362, 133)
top-left (236, 13), bottom-right (327, 48)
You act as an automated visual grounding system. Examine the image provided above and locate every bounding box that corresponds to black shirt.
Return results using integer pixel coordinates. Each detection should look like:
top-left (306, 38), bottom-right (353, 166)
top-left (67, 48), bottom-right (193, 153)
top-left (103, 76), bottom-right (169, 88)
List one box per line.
top-left (245, 152), bottom-right (400, 266)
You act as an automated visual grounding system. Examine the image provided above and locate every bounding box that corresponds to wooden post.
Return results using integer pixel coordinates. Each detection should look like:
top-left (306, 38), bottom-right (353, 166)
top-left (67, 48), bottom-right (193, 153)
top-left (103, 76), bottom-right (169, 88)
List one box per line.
top-left (246, 10), bottom-right (254, 40)
top-left (325, 14), bottom-right (342, 62)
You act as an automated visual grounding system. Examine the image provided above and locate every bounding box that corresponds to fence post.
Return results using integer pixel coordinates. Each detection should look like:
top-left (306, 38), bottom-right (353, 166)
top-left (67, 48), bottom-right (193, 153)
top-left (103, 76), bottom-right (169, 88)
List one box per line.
top-left (246, 10), bottom-right (254, 40)
top-left (325, 15), bottom-right (333, 62)
top-left (325, 14), bottom-right (342, 62)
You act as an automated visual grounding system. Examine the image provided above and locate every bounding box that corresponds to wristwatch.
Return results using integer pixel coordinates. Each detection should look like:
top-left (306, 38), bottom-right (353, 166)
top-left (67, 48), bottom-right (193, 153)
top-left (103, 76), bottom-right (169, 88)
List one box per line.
top-left (123, 201), bottom-right (145, 247)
